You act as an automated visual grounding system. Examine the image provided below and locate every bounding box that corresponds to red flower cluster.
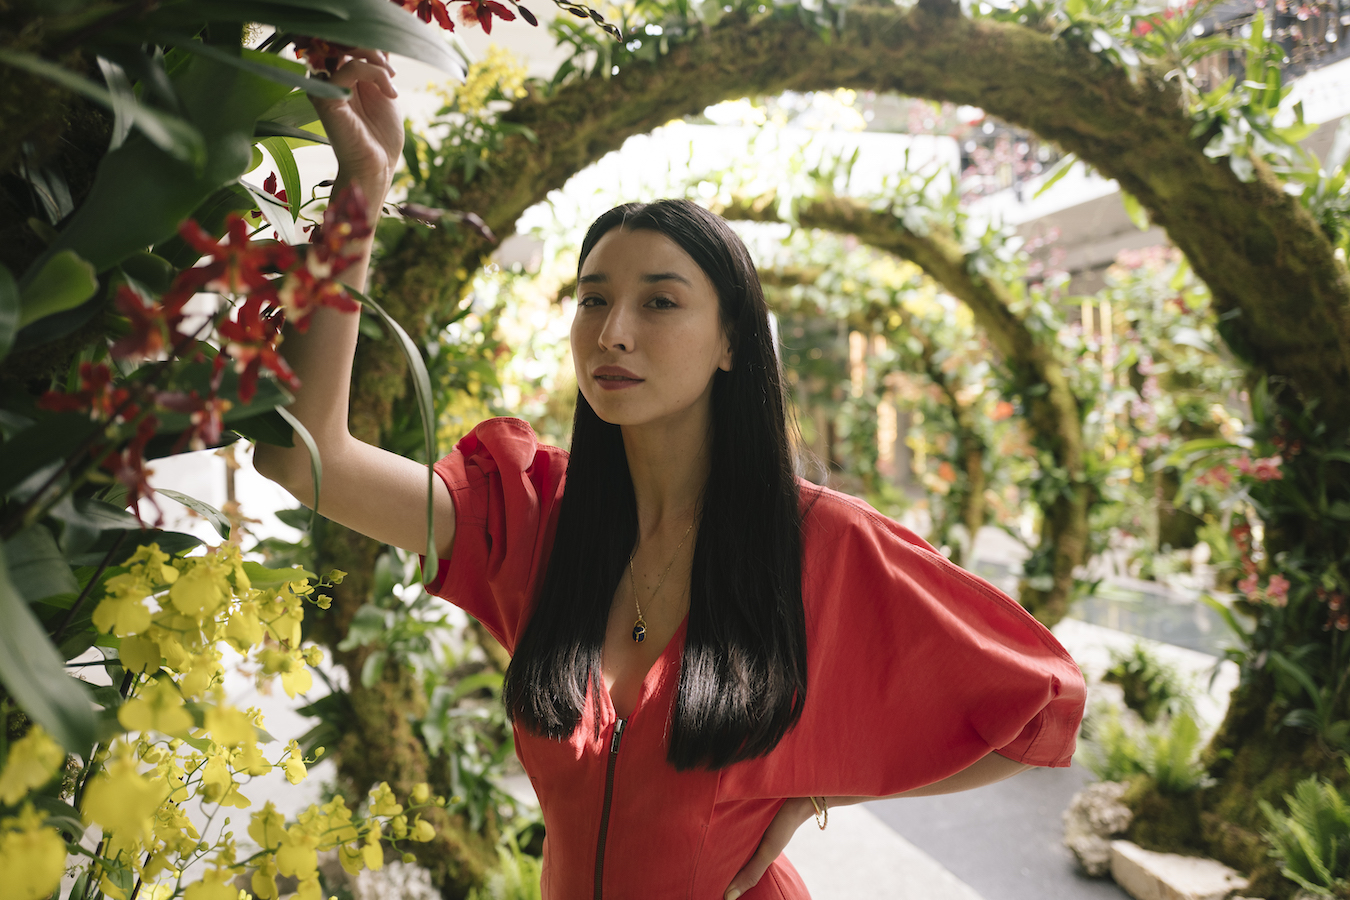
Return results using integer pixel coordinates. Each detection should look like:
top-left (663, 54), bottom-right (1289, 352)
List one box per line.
top-left (1317, 587), bottom-right (1350, 631)
top-left (251, 171), bottom-right (290, 221)
top-left (294, 0), bottom-right (535, 72)
top-left (38, 363), bottom-right (162, 523)
top-left (38, 362), bottom-right (132, 421)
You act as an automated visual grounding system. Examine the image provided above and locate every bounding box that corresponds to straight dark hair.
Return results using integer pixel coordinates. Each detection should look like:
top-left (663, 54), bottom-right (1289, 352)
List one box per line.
top-left (502, 199), bottom-right (807, 770)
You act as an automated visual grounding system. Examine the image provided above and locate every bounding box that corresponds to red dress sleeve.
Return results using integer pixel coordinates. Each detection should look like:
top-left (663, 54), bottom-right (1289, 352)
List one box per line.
top-left (721, 485), bottom-right (1086, 801)
top-left (423, 418), bottom-right (567, 653)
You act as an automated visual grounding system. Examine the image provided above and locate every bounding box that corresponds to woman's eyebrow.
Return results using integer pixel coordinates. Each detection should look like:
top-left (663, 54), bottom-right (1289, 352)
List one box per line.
top-left (577, 272), bottom-right (694, 286)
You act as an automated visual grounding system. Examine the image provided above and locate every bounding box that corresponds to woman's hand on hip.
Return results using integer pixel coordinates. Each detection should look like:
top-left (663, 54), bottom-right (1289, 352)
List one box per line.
top-left (724, 797), bottom-right (817, 900)
top-left (311, 50), bottom-right (404, 196)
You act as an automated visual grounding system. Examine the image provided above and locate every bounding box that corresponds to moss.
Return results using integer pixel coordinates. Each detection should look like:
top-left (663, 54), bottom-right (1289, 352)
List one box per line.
top-left (1122, 776), bottom-right (1204, 854)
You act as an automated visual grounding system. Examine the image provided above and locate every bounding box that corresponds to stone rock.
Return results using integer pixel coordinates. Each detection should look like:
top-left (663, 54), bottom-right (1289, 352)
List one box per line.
top-left (1063, 780), bottom-right (1133, 876)
top-left (1110, 840), bottom-right (1250, 900)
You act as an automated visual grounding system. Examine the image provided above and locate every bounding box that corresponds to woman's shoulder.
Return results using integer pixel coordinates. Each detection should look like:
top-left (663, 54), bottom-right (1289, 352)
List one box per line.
top-left (796, 479), bottom-right (932, 551)
top-left (451, 417), bottom-right (569, 472)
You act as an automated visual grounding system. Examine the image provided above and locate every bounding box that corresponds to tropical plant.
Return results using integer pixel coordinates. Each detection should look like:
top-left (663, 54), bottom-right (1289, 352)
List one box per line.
top-left (1261, 759), bottom-right (1350, 897)
top-left (1079, 705), bottom-right (1212, 795)
top-left (1103, 643), bottom-right (1195, 724)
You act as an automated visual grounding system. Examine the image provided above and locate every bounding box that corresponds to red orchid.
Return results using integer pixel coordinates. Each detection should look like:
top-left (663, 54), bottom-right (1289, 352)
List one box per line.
top-left (253, 172), bottom-right (291, 221)
top-left (102, 415), bottom-right (162, 526)
top-left (309, 184), bottom-right (373, 277)
top-left (159, 390), bottom-right (233, 452)
top-left (175, 214), bottom-right (298, 298)
top-left (218, 298), bottom-right (299, 403)
top-left (397, 0), bottom-right (456, 29)
top-left (292, 36), bottom-right (353, 74)
top-left (38, 362), bottom-right (134, 422)
top-left (111, 285), bottom-right (189, 361)
top-left (456, 0), bottom-right (516, 32)
top-left (276, 266), bottom-right (360, 332)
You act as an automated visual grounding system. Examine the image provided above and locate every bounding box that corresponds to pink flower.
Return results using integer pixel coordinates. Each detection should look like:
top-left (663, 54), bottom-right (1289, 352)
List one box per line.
top-left (1197, 465), bottom-right (1233, 489)
top-left (1238, 573), bottom-right (1261, 600)
top-left (1266, 574), bottom-right (1290, 607)
top-left (1236, 454), bottom-right (1284, 481)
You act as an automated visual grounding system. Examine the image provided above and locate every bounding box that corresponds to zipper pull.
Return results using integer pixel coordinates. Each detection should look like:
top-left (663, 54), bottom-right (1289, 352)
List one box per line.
top-left (610, 718), bottom-right (627, 754)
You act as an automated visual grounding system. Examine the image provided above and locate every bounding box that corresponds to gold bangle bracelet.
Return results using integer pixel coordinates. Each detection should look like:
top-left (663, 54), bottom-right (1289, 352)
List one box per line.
top-left (809, 796), bottom-right (828, 830)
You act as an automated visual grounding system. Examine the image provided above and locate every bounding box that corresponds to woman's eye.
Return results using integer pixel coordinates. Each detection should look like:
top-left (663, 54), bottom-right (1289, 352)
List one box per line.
top-left (579, 295), bottom-right (605, 308)
top-left (648, 296), bottom-right (677, 309)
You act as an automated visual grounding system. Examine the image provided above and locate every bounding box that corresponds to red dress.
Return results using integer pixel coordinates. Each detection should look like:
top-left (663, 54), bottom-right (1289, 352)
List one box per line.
top-left (426, 418), bottom-right (1086, 900)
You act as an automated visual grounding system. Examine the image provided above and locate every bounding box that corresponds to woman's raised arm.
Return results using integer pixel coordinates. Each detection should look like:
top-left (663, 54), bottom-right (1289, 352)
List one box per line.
top-left (252, 53), bottom-right (456, 560)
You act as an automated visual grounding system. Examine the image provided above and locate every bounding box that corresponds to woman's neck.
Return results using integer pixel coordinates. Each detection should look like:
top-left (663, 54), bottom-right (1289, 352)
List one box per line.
top-left (620, 407), bottom-right (712, 538)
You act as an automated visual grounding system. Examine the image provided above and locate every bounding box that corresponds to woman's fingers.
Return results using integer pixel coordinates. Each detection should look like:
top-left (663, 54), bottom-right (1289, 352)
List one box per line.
top-left (317, 59), bottom-right (398, 102)
top-left (723, 843), bottom-right (776, 900)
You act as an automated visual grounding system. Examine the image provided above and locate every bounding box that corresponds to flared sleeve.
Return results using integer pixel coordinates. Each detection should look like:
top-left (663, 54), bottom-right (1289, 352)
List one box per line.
top-left (423, 417), bottom-right (568, 654)
top-left (720, 485), bottom-right (1086, 801)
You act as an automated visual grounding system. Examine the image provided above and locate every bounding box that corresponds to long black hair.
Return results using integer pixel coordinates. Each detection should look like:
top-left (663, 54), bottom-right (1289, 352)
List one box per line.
top-left (502, 200), bottom-right (807, 770)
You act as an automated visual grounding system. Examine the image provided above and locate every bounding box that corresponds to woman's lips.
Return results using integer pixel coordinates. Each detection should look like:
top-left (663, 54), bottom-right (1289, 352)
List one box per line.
top-left (593, 366), bottom-right (644, 390)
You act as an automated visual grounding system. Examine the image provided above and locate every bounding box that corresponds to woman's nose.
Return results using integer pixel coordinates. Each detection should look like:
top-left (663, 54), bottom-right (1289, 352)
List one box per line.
top-left (598, 304), bottom-right (632, 352)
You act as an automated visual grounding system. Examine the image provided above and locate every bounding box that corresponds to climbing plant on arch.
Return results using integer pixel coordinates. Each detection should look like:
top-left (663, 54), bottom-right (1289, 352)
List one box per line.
top-left (358, 0), bottom-right (1350, 893)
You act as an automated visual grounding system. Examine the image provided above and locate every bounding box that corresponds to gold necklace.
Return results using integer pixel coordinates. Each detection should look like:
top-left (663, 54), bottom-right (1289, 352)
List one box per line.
top-left (628, 518), bottom-right (695, 644)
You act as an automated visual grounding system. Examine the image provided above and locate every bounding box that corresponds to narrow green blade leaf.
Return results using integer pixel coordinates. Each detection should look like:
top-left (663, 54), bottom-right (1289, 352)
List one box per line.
top-left (276, 407), bottom-right (323, 533)
top-left (242, 180), bottom-right (300, 245)
top-left (260, 137), bottom-right (303, 221)
top-left (350, 287), bottom-right (438, 575)
top-left (0, 544), bottom-right (97, 754)
top-left (0, 262), bottom-right (17, 363)
top-left (241, 561), bottom-right (317, 585)
top-left (259, 91), bottom-right (322, 129)
top-left (157, 488), bottom-right (231, 540)
top-left (19, 250), bottom-right (99, 328)
top-left (1034, 153), bottom-right (1077, 199)
top-left (6, 526), bottom-right (80, 604)
top-left (96, 57), bottom-right (136, 152)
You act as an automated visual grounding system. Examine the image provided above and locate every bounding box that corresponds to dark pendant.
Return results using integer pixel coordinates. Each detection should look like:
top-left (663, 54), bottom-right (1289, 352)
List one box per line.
top-left (632, 620), bottom-right (646, 643)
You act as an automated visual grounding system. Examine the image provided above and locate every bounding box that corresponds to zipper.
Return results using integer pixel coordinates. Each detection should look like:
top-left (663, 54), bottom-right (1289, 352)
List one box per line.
top-left (593, 717), bottom-right (627, 900)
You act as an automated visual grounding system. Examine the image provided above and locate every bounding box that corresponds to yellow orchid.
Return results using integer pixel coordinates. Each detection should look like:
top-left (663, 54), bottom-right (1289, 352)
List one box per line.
top-left (204, 704), bottom-right (255, 748)
top-left (0, 726), bottom-right (65, 805)
top-left (119, 633), bottom-right (163, 673)
top-left (0, 804), bottom-right (66, 900)
top-left (248, 802), bottom-right (286, 850)
top-left (369, 782), bottom-right (402, 817)
top-left (282, 741), bottom-right (306, 785)
top-left (182, 868), bottom-right (236, 900)
top-left (410, 818), bottom-right (435, 842)
top-left (81, 755), bottom-right (161, 844)
top-left (274, 825), bottom-right (319, 878)
top-left (92, 591), bottom-right (152, 637)
top-left (118, 678), bottom-right (193, 736)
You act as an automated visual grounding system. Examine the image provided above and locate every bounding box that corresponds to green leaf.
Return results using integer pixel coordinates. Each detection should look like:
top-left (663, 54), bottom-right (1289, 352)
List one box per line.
top-left (18, 250), bottom-right (99, 328)
top-left (277, 407), bottom-right (323, 533)
top-left (156, 489), bottom-right (231, 540)
top-left (0, 262), bottom-right (18, 363)
top-left (142, 0), bottom-right (463, 75)
top-left (0, 47), bottom-right (205, 167)
top-left (48, 496), bottom-right (143, 533)
top-left (259, 90), bottom-right (322, 129)
top-left (96, 57), bottom-right (136, 153)
top-left (1119, 190), bottom-right (1150, 231)
top-left (152, 36), bottom-right (351, 100)
top-left (1328, 501), bottom-right (1350, 521)
top-left (242, 180), bottom-right (300, 244)
top-left (1033, 153), bottom-right (1077, 199)
top-left (259, 137), bottom-right (303, 221)
top-left (351, 288), bottom-right (438, 574)
top-left (153, 183), bottom-right (257, 270)
top-left (229, 410), bottom-right (294, 447)
top-left (254, 120), bottom-right (330, 145)
top-left (241, 560), bottom-right (317, 585)
top-left (5, 526), bottom-right (79, 604)
top-left (0, 544), bottom-right (97, 754)
top-left (28, 53), bottom-right (292, 286)
top-left (0, 414), bottom-right (95, 498)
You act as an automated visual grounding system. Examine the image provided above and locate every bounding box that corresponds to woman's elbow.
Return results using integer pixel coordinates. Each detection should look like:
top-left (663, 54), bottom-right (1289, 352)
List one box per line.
top-left (252, 442), bottom-right (309, 500)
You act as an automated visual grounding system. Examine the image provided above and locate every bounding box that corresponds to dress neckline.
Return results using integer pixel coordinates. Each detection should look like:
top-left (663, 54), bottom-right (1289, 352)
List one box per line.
top-left (602, 613), bottom-right (689, 720)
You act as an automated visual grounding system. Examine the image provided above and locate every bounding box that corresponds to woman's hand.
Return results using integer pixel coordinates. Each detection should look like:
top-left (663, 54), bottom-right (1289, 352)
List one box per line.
top-left (310, 50), bottom-right (403, 202)
top-left (724, 797), bottom-right (817, 900)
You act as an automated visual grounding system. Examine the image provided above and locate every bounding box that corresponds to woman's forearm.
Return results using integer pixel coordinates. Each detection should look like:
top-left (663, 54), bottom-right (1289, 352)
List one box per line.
top-left (830, 750), bottom-right (1031, 808)
top-left (253, 173), bottom-right (382, 490)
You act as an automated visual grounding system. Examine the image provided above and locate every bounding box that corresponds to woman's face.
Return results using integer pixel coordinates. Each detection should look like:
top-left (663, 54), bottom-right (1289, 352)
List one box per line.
top-left (571, 227), bottom-right (732, 429)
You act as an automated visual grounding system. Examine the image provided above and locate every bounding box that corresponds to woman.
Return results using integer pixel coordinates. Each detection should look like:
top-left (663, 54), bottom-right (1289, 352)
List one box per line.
top-left (255, 52), bottom-right (1086, 900)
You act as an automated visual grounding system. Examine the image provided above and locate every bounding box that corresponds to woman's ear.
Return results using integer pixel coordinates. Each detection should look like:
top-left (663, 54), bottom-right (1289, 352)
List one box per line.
top-left (718, 330), bottom-right (734, 372)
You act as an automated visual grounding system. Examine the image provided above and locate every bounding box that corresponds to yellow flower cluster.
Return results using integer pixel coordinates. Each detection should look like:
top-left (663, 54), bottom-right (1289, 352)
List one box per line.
top-left (0, 541), bottom-right (437, 900)
top-left (438, 45), bottom-right (528, 115)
